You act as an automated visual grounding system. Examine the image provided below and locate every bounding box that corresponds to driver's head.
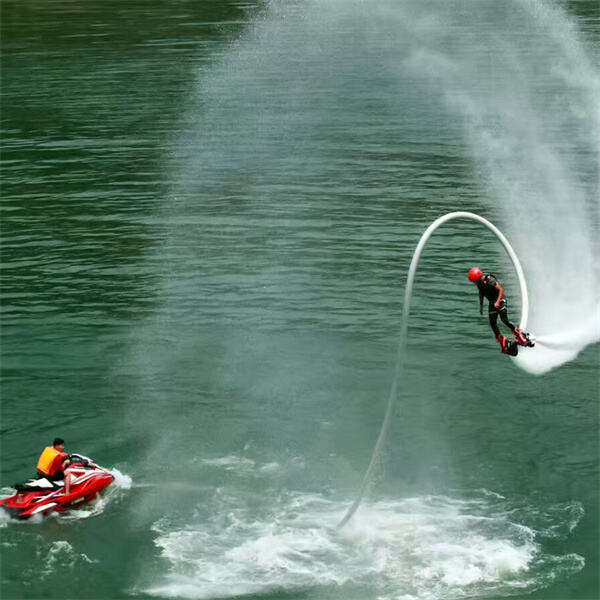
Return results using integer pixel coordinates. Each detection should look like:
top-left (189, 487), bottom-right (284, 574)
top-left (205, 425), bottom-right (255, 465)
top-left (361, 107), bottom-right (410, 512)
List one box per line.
top-left (53, 438), bottom-right (65, 450)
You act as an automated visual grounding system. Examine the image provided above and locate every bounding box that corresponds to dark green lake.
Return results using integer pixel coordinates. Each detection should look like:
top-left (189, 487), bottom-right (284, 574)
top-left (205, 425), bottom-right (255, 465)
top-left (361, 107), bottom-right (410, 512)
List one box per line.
top-left (1, 1), bottom-right (598, 599)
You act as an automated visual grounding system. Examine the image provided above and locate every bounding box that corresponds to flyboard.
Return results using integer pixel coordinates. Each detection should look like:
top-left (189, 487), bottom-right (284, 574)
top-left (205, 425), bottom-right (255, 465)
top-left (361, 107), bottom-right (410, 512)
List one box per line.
top-left (502, 329), bottom-right (535, 356)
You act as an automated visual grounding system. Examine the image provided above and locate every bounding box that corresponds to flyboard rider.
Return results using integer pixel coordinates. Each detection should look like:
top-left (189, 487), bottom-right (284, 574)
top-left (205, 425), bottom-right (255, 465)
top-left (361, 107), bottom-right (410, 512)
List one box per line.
top-left (468, 267), bottom-right (533, 354)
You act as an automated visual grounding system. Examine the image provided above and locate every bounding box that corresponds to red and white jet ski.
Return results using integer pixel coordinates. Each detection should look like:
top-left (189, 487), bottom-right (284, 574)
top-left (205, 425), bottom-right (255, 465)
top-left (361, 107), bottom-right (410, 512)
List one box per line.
top-left (0, 454), bottom-right (114, 520)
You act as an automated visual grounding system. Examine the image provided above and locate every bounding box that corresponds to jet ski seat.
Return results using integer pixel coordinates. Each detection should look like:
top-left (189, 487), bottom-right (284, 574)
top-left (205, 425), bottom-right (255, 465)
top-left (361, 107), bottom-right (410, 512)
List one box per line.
top-left (15, 478), bottom-right (63, 492)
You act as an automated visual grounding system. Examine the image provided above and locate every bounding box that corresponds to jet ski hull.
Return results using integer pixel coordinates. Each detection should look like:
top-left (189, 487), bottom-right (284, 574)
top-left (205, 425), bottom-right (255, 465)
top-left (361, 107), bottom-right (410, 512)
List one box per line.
top-left (0, 457), bottom-right (114, 520)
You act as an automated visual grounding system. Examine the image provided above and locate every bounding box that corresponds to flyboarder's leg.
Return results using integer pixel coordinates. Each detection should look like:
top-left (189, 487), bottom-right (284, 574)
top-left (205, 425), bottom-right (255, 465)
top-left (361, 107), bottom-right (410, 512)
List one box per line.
top-left (488, 306), bottom-right (501, 338)
top-left (497, 299), bottom-right (533, 346)
top-left (489, 305), bottom-right (508, 353)
top-left (497, 299), bottom-right (517, 333)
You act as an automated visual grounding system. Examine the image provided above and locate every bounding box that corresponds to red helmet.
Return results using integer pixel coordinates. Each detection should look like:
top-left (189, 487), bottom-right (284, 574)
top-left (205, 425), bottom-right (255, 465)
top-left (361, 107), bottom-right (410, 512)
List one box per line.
top-left (468, 267), bottom-right (483, 282)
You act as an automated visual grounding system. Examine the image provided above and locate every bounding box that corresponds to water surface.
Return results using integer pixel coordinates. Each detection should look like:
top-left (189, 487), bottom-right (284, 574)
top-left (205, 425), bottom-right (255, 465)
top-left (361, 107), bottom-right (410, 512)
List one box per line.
top-left (1, 1), bottom-right (598, 599)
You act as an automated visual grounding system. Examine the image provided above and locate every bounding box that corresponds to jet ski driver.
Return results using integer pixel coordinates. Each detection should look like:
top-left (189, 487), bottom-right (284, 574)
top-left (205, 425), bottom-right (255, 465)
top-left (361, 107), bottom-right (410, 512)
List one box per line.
top-left (468, 267), bottom-right (531, 353)
top-left (36, 438), bottom-right (72, 495)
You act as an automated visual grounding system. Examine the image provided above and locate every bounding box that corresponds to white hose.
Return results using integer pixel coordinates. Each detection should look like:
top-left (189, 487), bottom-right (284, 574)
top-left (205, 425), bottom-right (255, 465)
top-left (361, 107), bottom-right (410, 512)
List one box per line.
top-left (337, 211), bottom-right (529, 528)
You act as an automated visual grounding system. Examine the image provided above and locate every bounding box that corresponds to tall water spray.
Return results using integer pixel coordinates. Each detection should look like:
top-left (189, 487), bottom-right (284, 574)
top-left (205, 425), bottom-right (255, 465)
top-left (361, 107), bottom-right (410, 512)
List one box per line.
top-left (162, 0), bottom-right (599, 511)
top-left (174, 0), bottom-right (599, 374)
top-left (401, 0), bottom-right (599, 373)
top-left (129, 1), bottom-right (597, 594)
top-left (330, 0), bottom-right (599, 527)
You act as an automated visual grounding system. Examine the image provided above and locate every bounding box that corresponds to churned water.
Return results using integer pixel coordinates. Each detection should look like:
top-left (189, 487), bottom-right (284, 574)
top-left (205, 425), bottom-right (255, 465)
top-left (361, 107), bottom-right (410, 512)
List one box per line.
top-left (1, 1), bottom-right (598, 599)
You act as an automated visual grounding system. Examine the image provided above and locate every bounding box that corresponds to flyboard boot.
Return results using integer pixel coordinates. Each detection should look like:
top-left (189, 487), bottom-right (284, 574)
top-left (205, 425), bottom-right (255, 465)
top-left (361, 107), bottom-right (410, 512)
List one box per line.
top-left (497, 334), bottom-right (518, 356)
top-left (513, 328), bottom-right (535, 347)
top-left (497, 334), bottom-right (508, 353)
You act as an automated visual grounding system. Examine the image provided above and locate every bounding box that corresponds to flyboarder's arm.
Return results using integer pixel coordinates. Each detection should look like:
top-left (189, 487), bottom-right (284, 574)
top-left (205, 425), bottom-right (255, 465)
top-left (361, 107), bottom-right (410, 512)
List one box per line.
top-left (494, 283), bottom-right (504, 309)
top-left (479, 288), bottom-right (484, 315)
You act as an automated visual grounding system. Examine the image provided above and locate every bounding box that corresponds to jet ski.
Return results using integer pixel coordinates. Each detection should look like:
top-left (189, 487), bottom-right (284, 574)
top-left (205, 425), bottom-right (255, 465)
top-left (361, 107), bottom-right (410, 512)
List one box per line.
top-left (0, 454), bottom-right (114, 520)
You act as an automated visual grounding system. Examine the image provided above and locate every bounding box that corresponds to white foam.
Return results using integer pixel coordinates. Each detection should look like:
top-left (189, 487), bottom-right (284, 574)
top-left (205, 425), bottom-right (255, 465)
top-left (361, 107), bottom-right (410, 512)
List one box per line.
top-left (258, 461), bottom-right (281, 473)
top-left (197, 454), bottom-right (296, 477)
top-left (0, 511), bottom-right (10, 528)
top-left (198, 455), bottom-right (255, 472)
top-left (54, 495), bottom-right (109, 522)
top-left (516, 314), bottom-right (600, 374)
top-left (141, 491), bottom-right (584, 600)
top-left (40, 541), bottom-right (98, 578)
top-left (0, 486), bottom-right (16, 498)
top-left (110, 468), bottom-right (133, 489)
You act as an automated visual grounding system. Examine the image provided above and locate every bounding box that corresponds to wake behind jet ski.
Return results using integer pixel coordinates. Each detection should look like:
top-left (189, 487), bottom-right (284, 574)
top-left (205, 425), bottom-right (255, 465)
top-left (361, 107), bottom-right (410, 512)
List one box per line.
top-left (468, 267), bottom-right (534, 356)
top-left (0, 454), bottom-right (114, 520)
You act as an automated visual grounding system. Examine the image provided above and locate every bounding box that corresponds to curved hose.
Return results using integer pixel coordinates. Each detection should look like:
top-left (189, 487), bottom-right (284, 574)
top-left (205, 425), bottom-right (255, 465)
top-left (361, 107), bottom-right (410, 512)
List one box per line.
top-left (337, 211), bottom-right (529, 528)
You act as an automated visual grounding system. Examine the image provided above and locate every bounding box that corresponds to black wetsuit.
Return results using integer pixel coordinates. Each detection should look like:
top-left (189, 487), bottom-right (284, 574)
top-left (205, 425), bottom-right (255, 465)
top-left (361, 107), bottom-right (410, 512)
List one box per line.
top-left (477, 274), bottom-right (517, 338)
top-left (36, 469), bottom-right (64, 481)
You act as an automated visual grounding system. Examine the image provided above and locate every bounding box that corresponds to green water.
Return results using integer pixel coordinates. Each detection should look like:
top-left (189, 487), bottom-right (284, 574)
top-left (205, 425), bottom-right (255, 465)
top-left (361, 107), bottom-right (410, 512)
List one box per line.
top-left (1, 1), bottom-right (598, 599)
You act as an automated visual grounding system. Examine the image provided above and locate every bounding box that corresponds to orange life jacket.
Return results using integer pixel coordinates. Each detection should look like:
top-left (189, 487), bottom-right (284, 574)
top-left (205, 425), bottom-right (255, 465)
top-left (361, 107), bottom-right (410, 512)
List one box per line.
top-left (36, 447), bottom-right (67, 476)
